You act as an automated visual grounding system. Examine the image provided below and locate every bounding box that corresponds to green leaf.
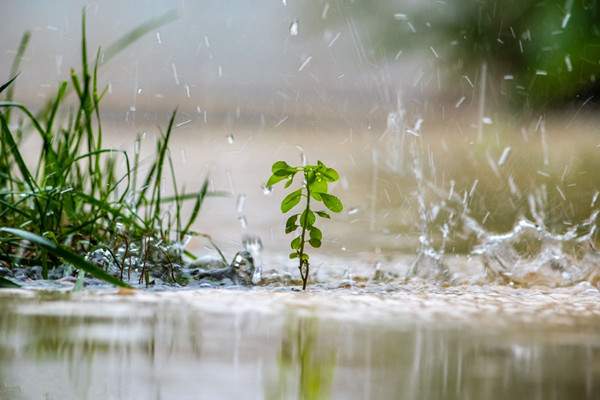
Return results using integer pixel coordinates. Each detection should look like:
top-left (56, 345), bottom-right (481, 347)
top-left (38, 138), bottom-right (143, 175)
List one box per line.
top-left (286, 214), bottom-right (299, 226)
top-left (300, 210), bottom-right (316, 227)
top-left (0, 228), bottom-right (131, 288)
top-left (274, 168), bottom-right (295, 177)
top-left (281, 189), bottom-right (302, 213)
top-left (316, 211), bottom-right (331, 219)
top-left (272, 161), bottom-right (291, 173)
top-left (267, 174), bottom-right (287, 187)
top-left (322, 168), bottom-right (340, 182)
top-left (291, 236), bottom-right (301, 250)
top-left (0, 276), bottom-right (20, 288)
top-left (309, 226), bottom-right (322, 241)
top-left (309, 179), bottom-right (327, 201)
top-left (289, 252), bottom-right (299, 259)
top-left (305, 169), bottom-right (317, 185)
top-left (285, 214), bottom-right (299, 233)
top-left (320, 193), bottom-right (343, 212)
top-left (309, 238), bottom-right (322, 248)
top-left (284, 174), bottom-right (296, 188)
top-left (301, 253), bottom-right (309, 261)
top-left (0, 74), bottom-right (19, 95)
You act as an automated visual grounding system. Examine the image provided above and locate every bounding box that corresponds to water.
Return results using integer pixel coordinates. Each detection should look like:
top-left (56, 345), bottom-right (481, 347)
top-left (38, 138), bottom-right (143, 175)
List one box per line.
top-left (1, 285), bottom-right (599, 399)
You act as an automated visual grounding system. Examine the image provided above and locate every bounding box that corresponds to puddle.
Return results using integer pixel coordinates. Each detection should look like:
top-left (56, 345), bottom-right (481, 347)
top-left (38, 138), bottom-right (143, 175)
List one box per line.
top-left (1, 285), bottom-right (599, 399)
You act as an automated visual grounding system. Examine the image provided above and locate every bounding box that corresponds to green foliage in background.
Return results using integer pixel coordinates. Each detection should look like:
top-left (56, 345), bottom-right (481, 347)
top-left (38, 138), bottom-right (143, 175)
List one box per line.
top-left (267, 160), bottom-right (343, 290)
top-left (303, 0), bottom-right (600, 109)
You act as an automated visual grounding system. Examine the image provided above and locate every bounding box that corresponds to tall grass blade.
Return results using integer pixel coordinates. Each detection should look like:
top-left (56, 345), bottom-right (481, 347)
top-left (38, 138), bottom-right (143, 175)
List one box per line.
top-left (0, 228), bottom-right (132, 288)
top-left (0, 75), bottom-right (19, 95)
top-left (0, 276), bottom-right (20, 288)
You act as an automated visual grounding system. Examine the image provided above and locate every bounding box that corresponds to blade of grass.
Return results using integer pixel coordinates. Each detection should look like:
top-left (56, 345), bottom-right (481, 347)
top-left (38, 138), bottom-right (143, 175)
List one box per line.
top-left (0, 74), bottom-right (20, 95)
top-left (4, 31), bottom-right (30, 123)
top-left (0, 276), bottom-right (20, 288)
top-left (180, 177), bottom-right (209, 241)
top-left (0, 227), bottom-right (132, 288)
top-left (35, 10), bottom-right (178, 122)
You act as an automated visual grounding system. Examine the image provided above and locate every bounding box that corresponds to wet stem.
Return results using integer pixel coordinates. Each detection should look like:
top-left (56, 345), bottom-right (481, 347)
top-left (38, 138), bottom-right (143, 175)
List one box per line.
top-left (298, 178), bottom-right (311, 290)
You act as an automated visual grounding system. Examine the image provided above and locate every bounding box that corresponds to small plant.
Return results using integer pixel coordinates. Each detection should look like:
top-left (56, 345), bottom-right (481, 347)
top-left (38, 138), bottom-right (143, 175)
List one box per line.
top-left (267, 160), bottom-right (343, 290)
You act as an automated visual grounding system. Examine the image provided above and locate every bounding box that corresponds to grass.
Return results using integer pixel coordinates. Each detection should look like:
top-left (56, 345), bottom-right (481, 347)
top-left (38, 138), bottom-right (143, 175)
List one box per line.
top-left (0, 10), bottom-right (216, 288)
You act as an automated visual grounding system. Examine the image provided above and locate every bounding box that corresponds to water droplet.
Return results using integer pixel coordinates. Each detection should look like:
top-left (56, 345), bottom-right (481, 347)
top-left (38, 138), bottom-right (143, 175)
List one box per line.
top-left (289, 19), bottom-right (299, 36)
top-left (347, 207), bottom-right (359, 215)
top-left (227, 133), bottom-right (235, 144)
top-left (498, 147), bottom-right (512, 166)
top-left (564, 54), bottom-right (573, 72)
top-left (298, 56), bottom-right (312, 72)
top-left (156, 32), bottom-right (162, 44)
top-left (238, 215), bottom-right (248, 229)
top-left (482, 117), bottom-right (493, 125)
top-left (261, 185), bottom-right (273, 195)
top-left (171, 63), bottom-right (180, 85)
top-left (236, 194), bottom-right (247, 214)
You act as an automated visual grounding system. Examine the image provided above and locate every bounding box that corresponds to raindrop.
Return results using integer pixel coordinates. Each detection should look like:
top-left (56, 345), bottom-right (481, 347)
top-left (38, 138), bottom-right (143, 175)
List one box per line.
top-left (298, 56), bottom-right (312, 72)
top-left (347, 207), bottom-right (359, 215)
top-left (564, 54), bottom-right (573, 72)
top-left (498, 147), bottom-right (512, 166)
top-left (227, 133), bottom-right (235, 144)
top-left (236, 194), bottom-right (247, 214)
top-left (238, 216), bottom-right (248, 229)
top-left (156, 32), bottom-right (162, 44)
top-left (482, 117), bottom-right (493, 125)
top-left (175, 120), bottom-right (191, 128)
top-left (591, 191), bottom-right (599, 207)
top-left (328, 32), bottom-right (341, 47)
top-left (289, 19), bottom-right (299, 36)
top-left (171, 63), bottom-right (180, 85)
top-left (321, 3), bottom-right (329, 19)
top-left (561, 13), bottom-right (571, 29)
top-left (261, 184), bottom-right (273, 195)
top-left (455, 96), bottom-right (466, 108)
top-left (296, 145), bottom-right (307, 166)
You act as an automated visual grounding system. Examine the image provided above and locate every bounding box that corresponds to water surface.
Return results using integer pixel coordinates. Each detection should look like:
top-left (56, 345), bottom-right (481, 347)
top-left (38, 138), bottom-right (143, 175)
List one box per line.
top-left (1, 284), bottom-right (599, 400)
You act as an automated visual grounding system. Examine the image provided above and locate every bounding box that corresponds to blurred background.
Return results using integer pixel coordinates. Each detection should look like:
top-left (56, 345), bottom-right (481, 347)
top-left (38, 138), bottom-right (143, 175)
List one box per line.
top-left (2, 0), bottom-right (600, 260)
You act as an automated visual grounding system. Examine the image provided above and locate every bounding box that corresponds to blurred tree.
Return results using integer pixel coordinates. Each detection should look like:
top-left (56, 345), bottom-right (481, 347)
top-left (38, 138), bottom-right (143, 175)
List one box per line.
top-left (302, 0), bottom-right (600, 109)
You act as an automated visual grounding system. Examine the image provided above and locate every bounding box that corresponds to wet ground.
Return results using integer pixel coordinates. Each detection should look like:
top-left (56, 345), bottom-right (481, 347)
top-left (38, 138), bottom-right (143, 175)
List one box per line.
top-left (1, 283), bottom-right (600, 400)
top-left (5, 119), bottom-right (600, 399)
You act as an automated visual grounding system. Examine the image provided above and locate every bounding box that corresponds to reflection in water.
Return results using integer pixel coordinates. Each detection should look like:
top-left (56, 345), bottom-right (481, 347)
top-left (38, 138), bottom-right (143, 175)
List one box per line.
top-left (265, 317), bottom-right (336, 400)
top-left (0, 290), bottom-right (599, 399)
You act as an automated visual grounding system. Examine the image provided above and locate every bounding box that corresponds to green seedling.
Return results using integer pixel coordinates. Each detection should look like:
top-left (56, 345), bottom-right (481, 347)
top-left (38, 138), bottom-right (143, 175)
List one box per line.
top-left (267, 160), bottom-right (343, 290)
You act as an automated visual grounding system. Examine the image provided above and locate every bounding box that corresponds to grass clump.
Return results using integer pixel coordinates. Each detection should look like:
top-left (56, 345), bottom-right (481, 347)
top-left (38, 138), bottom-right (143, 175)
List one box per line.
top-left (0, 10), bottom-right (214, 288)
top-left (267, 160), bottom-right (343, 290)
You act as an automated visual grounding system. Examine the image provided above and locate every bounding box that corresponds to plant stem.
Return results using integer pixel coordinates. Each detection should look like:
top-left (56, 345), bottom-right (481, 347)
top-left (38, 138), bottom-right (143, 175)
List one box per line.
top-left (298, 177), bottom-right (311, 290)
